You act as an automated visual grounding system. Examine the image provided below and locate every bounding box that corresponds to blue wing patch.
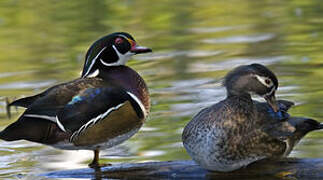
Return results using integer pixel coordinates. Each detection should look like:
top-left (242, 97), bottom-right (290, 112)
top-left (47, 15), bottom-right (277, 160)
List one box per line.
top-left (267, 101), bottom-right (292, 120)
top-left (57, 87), bottom-right (131, 132)
top-left (67, 89), bottom-right (103, 105)
top-left (68, 95), bottom-right (83, 105)
top-left (267, 108), bottom-right (290, 120)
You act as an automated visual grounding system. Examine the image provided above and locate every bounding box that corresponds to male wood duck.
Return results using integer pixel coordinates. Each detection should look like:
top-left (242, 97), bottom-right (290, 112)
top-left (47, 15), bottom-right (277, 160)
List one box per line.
top-left (0, 32), bottom-right (152, 168)
top-left (182, 63), bottom-right (323, 172)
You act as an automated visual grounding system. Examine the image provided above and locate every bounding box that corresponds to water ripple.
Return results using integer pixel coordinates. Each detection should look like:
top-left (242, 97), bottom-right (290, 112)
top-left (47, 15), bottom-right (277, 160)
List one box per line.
top-left (136, 50), bottom-right (222, 61)
top-left (189, 25), bottom-right (250, 33)
top-left (188, 56), bottom-right (288, 73)
top-left (202, 33), bottom-right (276, 44)
top-left (0, 80), bottom-right (56, 90)
top-left (0, 71), bottom-right (35, 79)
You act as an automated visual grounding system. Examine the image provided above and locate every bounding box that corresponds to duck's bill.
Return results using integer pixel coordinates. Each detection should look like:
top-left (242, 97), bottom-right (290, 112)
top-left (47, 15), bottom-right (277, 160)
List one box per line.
top-left (130, 45), bottom-right (152, 54)
top-left (265, 93), bottom-right (279, 112)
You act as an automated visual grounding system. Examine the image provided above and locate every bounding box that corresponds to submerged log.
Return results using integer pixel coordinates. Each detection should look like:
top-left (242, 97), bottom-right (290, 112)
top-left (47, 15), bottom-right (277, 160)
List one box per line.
top-left (41, 158), bottom-right (323, 179)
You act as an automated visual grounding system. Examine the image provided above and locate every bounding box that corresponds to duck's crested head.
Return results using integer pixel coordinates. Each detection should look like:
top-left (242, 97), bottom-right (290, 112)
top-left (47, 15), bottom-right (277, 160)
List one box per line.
top-left (81, 32), bottom-right (152, 78)
top-left (224, 63), bottom-right (279, 112)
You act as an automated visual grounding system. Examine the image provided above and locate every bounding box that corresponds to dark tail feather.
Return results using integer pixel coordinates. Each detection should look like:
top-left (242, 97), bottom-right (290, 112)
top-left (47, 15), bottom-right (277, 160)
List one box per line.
top-left (0, 131), bottom-right (10, 141)
top-left (0, 129), bottom-right (13, 141)
top-left (289, 117), bottom-right (323, 132)
top-left (8, 96), bottom-right (37, 108)
top-left (0, 121), bottom-right (22, 141)
top-left (304, 119), bottom-right (323, 131)
top-left (0, 116), bottom-right (57, 143)
top-left (5, 95), bottom-right (41, 119)
top-left (318, 123), bottom-right (323, 130)
top-left (0, 130), bottom-right (4, 140)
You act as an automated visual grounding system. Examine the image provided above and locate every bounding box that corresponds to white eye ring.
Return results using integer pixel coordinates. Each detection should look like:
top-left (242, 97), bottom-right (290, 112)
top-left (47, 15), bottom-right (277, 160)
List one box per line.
top-left (254, 75), bottom-right (273, 88)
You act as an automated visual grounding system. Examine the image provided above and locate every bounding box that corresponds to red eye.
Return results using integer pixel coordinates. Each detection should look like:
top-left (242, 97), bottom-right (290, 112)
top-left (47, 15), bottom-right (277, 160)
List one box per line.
top-left (115, 37), bottom-right (124, 44)
top-left (265, 79), bottom-right (271, 85)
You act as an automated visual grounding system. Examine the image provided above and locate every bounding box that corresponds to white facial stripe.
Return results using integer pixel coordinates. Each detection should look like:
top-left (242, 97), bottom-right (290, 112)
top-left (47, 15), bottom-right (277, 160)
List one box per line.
top-left (133, 46), bottom-right (148, 51)
top-left (126, 92), bottom-right (147, 117)
top-left (112, 45), bottom-right (134, 65)
top-left (99, 45), bottom-right (134, 66)
top-left (69, 103), bottom-right (124, 142)
top-left (113, 45), bottom-right (122, 57)
top-left (254, 75), bottom-right (273, 88)
top-left (118, 34), bottom-right (129, 39)
top-left (83, 47), bottom-right (107, 77)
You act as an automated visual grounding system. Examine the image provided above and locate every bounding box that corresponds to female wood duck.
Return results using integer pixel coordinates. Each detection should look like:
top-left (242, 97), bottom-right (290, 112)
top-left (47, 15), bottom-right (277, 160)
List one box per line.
top-left (0, 32), bottom-right (152, 168)
top-left (182, 63), bottom-right (323, 172)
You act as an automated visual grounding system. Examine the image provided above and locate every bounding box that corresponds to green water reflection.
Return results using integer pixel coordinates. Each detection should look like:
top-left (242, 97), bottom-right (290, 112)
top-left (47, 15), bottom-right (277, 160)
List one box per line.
top-left (0, 0), bottom-right (323, 179)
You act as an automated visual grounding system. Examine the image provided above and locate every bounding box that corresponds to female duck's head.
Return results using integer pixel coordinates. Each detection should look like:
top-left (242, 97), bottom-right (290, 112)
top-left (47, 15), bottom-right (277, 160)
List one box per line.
top-left (224, 63), bottom-right (279, 112)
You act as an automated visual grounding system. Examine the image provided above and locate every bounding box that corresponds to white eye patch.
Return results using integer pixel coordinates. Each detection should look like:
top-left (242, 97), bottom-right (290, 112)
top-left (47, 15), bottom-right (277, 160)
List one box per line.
top-left (253, 74), bottom-right (273, 88)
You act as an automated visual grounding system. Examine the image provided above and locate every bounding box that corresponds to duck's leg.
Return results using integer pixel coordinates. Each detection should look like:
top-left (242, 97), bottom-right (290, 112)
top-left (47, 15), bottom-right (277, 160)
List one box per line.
top-left (88, 149), bottom-right (112, 168)
top-left (89, 149), bottom-right (100, 168)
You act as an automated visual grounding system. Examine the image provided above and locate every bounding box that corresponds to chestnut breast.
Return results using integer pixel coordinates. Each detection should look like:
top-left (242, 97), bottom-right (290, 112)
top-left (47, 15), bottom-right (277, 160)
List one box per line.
top-left (99, 66), bottom-right (150, 114)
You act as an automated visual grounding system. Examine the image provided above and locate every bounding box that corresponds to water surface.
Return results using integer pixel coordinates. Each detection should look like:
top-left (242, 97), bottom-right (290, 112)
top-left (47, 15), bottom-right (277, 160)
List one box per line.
top-left (1, 0), bottom-right (323, 179)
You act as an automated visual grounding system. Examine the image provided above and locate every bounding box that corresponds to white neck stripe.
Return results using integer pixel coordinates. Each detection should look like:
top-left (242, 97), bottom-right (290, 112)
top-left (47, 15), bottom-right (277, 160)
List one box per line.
top-left (83, 47), bottom-right (107, 77)
top-left (87, 69), bottom-right (100, 78)
top-left (100, 58), bottom-right (114, 66)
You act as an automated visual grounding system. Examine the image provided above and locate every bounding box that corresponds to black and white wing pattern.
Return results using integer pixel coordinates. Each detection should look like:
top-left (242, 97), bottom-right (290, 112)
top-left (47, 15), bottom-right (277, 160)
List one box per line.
top-left (57, 87), bottom-right (144, 131)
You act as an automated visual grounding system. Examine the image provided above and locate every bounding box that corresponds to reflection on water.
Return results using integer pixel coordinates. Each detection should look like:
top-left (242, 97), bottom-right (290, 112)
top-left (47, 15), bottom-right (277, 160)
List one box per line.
top-left (202, 33), bottom-right (276, 44)
top-left (1, 0), bottom-right (323, 179)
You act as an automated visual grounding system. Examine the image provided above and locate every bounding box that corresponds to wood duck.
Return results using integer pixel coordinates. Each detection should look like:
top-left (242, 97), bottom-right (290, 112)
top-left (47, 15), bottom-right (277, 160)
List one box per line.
top-left (0, 32), bottom-right (152, 168)
top-left (182, 63), bottom-right (323, 172)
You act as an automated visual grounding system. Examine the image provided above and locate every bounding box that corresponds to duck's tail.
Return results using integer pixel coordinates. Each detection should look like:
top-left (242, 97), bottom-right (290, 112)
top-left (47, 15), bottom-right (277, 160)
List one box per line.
top-left (302, 118), bottom-right (323, 131)
top-left (318, 123), bottom-right (323, 130)
top-left (0, 131), bottom-right (8, 141)
top-left (0, 116), bottom-right (59, 144)
top-left (0, 122), bottom-right (20, 141)
top-left (0, 130), bottom-right (12, 141)
top-left (288, 117), bottom-right (323, 132)
top-left (305, 118), bottom-right (323, 130)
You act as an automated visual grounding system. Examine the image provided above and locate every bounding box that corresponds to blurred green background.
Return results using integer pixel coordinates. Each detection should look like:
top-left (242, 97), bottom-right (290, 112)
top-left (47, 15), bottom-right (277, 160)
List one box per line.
top-left (0, 0), bottom-right (323, 179)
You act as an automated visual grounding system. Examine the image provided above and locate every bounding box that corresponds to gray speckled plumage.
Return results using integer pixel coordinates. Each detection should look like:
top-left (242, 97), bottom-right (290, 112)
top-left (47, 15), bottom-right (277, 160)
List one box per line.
top-left (182, 64), bottom-right (323, 172)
